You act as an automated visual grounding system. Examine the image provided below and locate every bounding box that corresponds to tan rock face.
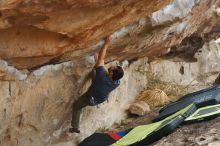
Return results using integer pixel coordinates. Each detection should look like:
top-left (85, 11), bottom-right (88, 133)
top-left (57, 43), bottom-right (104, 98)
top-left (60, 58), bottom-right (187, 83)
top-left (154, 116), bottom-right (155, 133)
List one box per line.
top-left (0, 0), bottom-right (220, 146)
top-left (0, 0), bottom-right (219, 70)
top-left (0, 58), bottom-right (149, 146)
top-left (0, 0), bottom-right (172, 69)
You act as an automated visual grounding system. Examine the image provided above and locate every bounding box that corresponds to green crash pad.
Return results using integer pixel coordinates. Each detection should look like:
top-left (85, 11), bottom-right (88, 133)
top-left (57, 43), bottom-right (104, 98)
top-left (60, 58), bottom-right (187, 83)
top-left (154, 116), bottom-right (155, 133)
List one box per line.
top-left (185, 104), bottom-right (220, 122)
top-left (154, 85), bottom-right (220, 122)
top-left (111, 104), bottom-right (196, 146)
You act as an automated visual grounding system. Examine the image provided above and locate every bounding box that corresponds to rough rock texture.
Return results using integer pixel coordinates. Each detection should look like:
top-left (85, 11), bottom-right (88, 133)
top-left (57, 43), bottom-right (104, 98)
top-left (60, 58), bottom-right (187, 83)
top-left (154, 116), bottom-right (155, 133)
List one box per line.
top-left (0, 58), bottom-right (149, 146)
top-left (152, 117), bottom-right (220, 146)
top-left (0, 0), bottom-right (220, 146)
top-left (0, 0), bottom-right (219, 70)
top-left (150, 39), bottom-right (220, 89)
top-left (0, 0), bottom-right (172, 69)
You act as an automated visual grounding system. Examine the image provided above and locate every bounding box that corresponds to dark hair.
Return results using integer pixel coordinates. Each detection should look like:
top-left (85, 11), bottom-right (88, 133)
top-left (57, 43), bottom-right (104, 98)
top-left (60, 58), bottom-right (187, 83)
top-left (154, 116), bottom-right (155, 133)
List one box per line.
top-left (112, 66), bottom-right (124, 81)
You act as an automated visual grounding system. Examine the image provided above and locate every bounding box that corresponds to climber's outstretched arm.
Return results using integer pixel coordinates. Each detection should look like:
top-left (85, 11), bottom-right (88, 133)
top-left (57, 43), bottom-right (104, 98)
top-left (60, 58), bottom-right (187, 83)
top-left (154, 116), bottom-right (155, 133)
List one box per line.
top-left (95, 36), bottom-right (111, 68)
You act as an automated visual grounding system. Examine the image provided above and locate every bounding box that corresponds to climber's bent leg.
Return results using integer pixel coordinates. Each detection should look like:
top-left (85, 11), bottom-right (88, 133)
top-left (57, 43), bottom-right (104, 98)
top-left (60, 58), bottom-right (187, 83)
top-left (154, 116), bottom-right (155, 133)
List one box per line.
top-left (70, 93), bottom-right (90, 133)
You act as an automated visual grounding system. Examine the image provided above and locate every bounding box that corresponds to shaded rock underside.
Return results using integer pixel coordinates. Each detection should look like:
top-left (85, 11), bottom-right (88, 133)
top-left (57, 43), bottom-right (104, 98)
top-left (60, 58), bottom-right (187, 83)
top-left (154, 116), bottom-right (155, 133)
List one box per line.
top-left (0, 0), bottom-right (219, 71)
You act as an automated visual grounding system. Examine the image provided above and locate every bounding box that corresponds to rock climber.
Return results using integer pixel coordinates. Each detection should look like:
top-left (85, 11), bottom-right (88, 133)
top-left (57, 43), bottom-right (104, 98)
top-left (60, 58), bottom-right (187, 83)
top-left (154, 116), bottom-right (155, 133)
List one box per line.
top-left (69, 35), bottom-right (124, 133)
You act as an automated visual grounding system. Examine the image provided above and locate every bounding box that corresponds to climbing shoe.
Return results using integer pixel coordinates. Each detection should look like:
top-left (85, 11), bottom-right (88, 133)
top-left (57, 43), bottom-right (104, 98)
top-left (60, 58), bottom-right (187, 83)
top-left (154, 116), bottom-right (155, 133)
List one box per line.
top-left (69, 127), bottom-right (80, 133)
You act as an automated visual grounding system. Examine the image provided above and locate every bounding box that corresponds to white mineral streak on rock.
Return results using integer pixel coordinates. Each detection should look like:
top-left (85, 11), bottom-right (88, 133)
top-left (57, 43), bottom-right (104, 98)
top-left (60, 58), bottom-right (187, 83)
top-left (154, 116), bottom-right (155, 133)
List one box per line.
top-left (150, 60), bottom-right (199, 85)
top-left (92, 18), bottom-right (148, 50)
top-left (165, 22), bottom-right (187, 39)
top-left (208, 141), bottom-right (220, 146)
top-left (120, 60), bottom-right (129, 68)
top-left (85, 55), bottom-right (95, 64)
top-left (195, 39), bottom-right (220, 73)
top-left (216, 7), bottom-right (220, 16)
top-left (91, 39), bottom-right (105, 49)
top-left (138, 17), bottom-right (147, 26)
top-left (176, 22), bottom-right (187, 33)
top-left (151, 0), bottom-right (199, 26)
top-left (212, 5), bottom-right (220, 16)
top-left (90, 0), bottom-right (198, 48)
top-left (92, 25), bottom-right (135, 49)
top-left (33, 61), bottom-right (74, 77)
top-left (0, 60), bottom-right (27, 80)
top-left (150, 38), bottom-right (220, 86)
top-left (111, 24), bottom-right (136, 41)
top-left (215, 38), bottom-right (220, 44)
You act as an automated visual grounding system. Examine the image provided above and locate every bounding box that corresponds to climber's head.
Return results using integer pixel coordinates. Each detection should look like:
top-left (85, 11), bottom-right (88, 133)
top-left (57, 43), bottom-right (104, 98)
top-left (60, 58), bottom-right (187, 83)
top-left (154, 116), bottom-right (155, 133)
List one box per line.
top-left (108, 65), bottom-right (124, 81)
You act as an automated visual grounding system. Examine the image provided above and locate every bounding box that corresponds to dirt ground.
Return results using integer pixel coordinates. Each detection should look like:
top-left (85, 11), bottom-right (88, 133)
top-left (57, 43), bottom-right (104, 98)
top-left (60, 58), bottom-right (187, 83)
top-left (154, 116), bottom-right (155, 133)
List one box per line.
top-left (152, 117), bottom-right (220, 146)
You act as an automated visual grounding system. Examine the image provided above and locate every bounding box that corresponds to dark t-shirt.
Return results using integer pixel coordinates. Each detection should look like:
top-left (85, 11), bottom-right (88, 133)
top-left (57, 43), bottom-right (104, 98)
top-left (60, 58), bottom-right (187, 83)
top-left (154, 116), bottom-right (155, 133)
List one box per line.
top-left (87, 66), bottom-right (120, 105)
